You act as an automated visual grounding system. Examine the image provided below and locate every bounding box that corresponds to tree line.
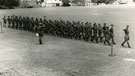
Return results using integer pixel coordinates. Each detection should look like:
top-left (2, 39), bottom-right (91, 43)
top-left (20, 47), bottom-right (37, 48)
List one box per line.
top-left (63, 0), bottom-right (135, 5)
top-left (0, 0), bottom-right (19, 7)
top-left (0, 0), bottom-right (135, 7)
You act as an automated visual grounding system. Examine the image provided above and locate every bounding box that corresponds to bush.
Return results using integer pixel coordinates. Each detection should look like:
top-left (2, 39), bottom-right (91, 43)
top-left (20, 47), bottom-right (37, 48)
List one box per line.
top-left (26, 6), bottom-right (33, 8)
top-left (62, 3), bottom-right (71, 6)
top-left (0, 5), bottom-right (7, 9)
top-left (0, 0), bottom-right (19, 8)
top-left (7, 6), bottom-right (14, 9)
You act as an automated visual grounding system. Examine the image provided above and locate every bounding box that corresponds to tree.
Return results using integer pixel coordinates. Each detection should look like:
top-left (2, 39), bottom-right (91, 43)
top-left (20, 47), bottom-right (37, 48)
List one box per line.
top-left (71, 0), bottom-right (86, 6)
top-left (0, 0), bottom-right (7, 6)
top-left (7, 0), bottom-right (19, 6)
top-left (0, 0), bottom-right (19, 6)
top-left (62, 0), bottom-right (70, 6)
top-left (91, 0), bottom-right (115, 4)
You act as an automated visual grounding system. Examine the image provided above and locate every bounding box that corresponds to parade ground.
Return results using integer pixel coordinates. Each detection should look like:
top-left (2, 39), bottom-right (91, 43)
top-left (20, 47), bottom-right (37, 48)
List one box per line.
top-left (0, 6), bottom-right (135, 76)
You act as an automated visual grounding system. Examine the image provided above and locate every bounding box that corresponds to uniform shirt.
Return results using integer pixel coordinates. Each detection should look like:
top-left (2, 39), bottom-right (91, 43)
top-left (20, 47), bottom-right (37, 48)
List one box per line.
top-left (3, 17), bottom-right (6, 23)
top-left (124, 29), bottom-right (129, 35)
top-left (109, 27), bottom-right (114, 37)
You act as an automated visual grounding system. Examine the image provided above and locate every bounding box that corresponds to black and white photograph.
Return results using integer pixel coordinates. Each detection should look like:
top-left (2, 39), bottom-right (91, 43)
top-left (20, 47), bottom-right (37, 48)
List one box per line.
top-left (0, 0), bottom-right (135, 76)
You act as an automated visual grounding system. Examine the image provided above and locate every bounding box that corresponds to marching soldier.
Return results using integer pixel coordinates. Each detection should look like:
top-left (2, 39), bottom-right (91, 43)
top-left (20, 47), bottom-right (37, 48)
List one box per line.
top-left (22, 17), bottom-right (26, 30)
top-left (26, 17), bottom-right (30, 31)
top-left (18, 16), bottom-right (23, 30)
top-left (121, 25), bottom-right (131, 48)
top-left (97, 23), bottom-right (103, 42)
top-left (2, 16), bottom-right (7, 27)
top-left (91, 23), bottom-right (98, 43)
top-left (7, 16), bottom-right (11, 28)
top-left (109, 24), bottom-right (116, 44)
top-left (30, 17), bottom-right (35, 32)
top-left (4, 15), bottom-right (128, 47)
top-left (11, 15), bottom-right (15, 28)
top-left (101, 23), bottom-right (107, 42)
top-left (104, 27), bottom-right (111, 46)
top-left (15, 16), bottom-right (19, 29)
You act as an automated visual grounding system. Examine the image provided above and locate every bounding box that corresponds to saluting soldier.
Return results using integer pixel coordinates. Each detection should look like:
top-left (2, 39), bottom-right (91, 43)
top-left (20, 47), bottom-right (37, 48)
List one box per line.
top-left (37, 23), bottom-right (45, 44)
top-left (121, 25), bottom-right (131, 48)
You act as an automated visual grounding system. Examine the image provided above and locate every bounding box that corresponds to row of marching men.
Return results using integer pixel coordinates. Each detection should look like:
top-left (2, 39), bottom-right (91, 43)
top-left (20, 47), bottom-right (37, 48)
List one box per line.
top-left (2, 15), bottom-right (116, 46)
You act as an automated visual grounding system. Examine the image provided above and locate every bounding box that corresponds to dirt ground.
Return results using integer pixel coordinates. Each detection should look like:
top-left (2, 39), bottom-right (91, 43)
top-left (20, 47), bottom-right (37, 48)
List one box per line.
top-left (0, 27), bottom-right (135, 76)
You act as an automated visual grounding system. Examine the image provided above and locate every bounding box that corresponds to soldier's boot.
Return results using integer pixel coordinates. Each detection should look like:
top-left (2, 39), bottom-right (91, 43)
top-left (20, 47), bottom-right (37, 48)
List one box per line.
top-left (112, 38), bottom-right (116, 44)
top-left (96, 38), bottom-right (99, 43)
top-left (107, 41), bottom-right (111, 46)
top-left (127, 42), bottom-right (131, 48)
top-left (86, 36), bottom-right (89, 42)
top-left (104, 41), bottom-right (106, 45)
top-left (121, 40), bottom-right (126, 47)
top-left (8, 24), bottom-right (10, 28)
top-left (39, 38), bottom-right (43, 44)
top-left (3, 24), bottom-right (6, 27)
top-left (100, 37), bottom-right (102, 42)
top-left (91, 36), bottom-right (94, 42)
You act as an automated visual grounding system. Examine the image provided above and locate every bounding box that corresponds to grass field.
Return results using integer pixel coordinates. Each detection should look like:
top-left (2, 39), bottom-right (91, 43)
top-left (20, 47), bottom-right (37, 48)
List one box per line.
top-left (0, 6), bottom-right (135, 76)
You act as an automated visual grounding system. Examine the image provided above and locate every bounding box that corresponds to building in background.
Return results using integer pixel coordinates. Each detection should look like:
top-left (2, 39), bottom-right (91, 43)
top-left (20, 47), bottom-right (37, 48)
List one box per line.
top-left (20, 0), bottom-right (37, 8)
top-left (113, 0), bottom-right (134, 4)
top-left (41, 0), bottom-right (63, 7)
top-left (20, 0), bottom-right (62, 7)
top-left (85, 0), bottom-right (93, 6)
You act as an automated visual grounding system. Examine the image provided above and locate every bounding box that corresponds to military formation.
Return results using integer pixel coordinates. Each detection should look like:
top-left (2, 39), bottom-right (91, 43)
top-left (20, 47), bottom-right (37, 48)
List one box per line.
top-left (2, 15), bottom-right (132, 47)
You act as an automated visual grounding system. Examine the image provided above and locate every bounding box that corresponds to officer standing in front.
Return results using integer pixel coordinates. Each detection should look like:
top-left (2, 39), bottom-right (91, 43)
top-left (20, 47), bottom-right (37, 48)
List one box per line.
top-left (37, 23), bottom-right (45, 45)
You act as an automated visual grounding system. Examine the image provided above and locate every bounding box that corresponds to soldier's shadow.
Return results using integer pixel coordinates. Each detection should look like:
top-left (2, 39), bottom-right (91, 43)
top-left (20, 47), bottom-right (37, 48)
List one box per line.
top-left (35, 43), bottom-right (43, 45)
top-left (122, 46), bottom-right (131, 48)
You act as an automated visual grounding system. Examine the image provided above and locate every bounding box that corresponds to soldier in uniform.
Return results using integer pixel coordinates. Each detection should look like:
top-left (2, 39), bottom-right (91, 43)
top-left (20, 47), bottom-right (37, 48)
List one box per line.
top-left (121, 25), bottom-right (131, 48)
top-left (26, 17), bottom-right (30, 31)
top-left (87, 23), bottom-right (92, 42)
top-left (30, 17), bottom-right (35, 32)
top-left (37, 23), bottom-right (45, 44)
top-left (97, 23), bottom-right (103, 42)
top-left (104, 27), bottom-right (111, 46)
top-left (109, 24), bottom-right (116, 44)
top-left (2, 16), bottom-right (7, 27)
top-left (35, 18), bottom-right (39, 32)
top-left (101, 23), bottom-right (107, 42)
top-left (7, 16), bottom-right (11, 28)
top-left (11, 15), bottom-right (15, 28)
top-left (22, 17), bottom-right (26, 30)
top-left (15, 16), bottom-right (18, 29)
top-left (18, 16), bottom-right (22, 30)
top-left (91, 23), bottom-right (98, 43)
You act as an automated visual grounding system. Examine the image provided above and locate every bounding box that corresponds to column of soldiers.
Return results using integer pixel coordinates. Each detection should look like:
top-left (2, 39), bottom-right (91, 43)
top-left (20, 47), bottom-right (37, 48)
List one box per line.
top-left (2, 15), bottom-right (116, 46)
